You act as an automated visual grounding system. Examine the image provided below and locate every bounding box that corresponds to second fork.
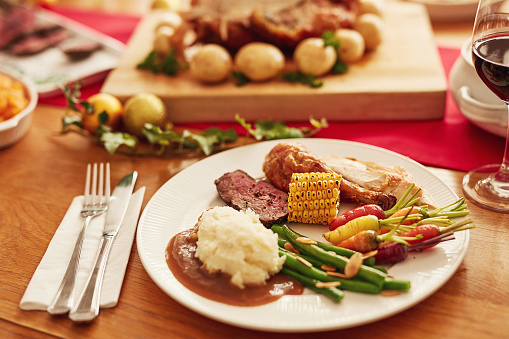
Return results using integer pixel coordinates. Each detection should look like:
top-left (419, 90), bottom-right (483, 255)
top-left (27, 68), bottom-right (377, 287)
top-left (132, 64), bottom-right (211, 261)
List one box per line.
top-left (47, 163), bottom-right (110, 315)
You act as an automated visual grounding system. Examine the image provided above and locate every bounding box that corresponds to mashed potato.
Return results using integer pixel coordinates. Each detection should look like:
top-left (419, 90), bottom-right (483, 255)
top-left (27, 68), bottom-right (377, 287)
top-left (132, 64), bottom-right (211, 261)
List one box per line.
top-left (195, 206), bottom-right (285, 289)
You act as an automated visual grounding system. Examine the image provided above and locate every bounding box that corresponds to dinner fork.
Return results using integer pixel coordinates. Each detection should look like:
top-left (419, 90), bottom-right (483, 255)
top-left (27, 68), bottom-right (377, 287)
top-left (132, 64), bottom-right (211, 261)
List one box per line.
top-left (47, 163), bottom-right (110, 315)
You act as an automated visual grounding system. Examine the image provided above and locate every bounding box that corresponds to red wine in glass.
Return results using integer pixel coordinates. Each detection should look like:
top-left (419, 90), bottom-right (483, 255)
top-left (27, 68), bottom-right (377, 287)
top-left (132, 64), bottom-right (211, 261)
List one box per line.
top-left (473, 34), bottom-right (509, 102)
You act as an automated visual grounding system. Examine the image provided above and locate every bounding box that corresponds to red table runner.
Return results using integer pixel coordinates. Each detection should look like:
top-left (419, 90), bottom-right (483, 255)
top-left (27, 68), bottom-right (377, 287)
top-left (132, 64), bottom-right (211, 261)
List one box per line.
top-left (40, 5), bottom-right (506, 172)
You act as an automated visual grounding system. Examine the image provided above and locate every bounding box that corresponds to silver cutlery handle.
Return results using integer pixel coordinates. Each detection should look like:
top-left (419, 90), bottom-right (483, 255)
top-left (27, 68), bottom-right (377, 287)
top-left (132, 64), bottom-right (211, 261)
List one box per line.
top-left (68, 234), bottom-right (115, 322)
top-left (47, 216), bottom-right (92, 315)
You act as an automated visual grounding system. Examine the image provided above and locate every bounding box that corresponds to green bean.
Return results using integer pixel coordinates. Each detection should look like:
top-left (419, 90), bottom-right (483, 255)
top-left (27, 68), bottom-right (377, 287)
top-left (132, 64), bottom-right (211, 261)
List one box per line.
top-left (279, 244), bottom-right (324, 267)
top-left (314, 238), bottom-right (376, 266)
top-left (280, 267), bottom-right (344, 303)
top-left (282, 224), bottom-right (387, 289)
top-left (271, 224), bottom-right (376, 266)
top-left (370, 264), bottom-right (388, 274)
top-left (280, 250), bottom-right (381, 294)
top-left (382, 278), bottom-right (411, 291)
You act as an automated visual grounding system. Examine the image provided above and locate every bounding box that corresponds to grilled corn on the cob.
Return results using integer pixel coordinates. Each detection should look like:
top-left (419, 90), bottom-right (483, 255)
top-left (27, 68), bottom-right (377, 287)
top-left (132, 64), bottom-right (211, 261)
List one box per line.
top-left (288, 172), bottom-right (341, 225)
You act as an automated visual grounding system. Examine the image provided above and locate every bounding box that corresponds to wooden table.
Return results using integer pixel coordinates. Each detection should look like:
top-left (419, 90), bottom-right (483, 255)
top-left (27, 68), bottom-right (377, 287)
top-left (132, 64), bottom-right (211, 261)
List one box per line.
top-left (0, 105), bottom-right (508, 338)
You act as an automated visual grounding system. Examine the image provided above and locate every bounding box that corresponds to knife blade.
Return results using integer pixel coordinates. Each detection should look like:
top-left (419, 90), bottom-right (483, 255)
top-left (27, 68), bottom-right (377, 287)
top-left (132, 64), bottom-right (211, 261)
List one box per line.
top-left (103, 171), bottom-right (138, 236)
top-left (69, 171), bottom-right (137, 322)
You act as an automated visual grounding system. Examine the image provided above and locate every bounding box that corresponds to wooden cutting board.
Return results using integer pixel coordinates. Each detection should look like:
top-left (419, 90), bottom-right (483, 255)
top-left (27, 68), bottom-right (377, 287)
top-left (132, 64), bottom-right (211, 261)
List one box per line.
top-left (101, 1), bottom-right (447, 123)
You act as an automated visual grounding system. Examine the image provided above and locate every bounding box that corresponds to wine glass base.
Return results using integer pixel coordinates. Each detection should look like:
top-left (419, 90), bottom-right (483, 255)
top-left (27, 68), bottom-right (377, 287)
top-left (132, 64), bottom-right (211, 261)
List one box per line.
top-left (463, 164), bottom-right (509, 212)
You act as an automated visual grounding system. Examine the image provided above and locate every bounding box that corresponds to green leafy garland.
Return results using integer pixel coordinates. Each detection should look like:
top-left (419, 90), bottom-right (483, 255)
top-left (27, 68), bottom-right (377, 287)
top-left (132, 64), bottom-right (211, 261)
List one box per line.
top-left (59, 83), bottom-right (328, 157)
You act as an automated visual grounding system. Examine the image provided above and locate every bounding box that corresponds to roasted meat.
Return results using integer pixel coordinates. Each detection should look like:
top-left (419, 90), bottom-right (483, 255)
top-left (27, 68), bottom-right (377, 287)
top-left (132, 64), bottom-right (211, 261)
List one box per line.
top-left (323, 155), bottom-right (437, 209)
top-left (214, 169), bottom-right (289, 226)
top-left (262, 142), bottom-right (397, 210)
top-left (185, 0), bottom-right (359, 52)
top-left (250, 0), bottom-right (359, 51)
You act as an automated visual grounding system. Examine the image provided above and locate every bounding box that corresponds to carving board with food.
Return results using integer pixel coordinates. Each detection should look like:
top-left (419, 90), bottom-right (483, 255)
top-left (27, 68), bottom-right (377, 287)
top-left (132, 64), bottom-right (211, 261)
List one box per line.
top-left (102, 1), bottom-right (446, 123)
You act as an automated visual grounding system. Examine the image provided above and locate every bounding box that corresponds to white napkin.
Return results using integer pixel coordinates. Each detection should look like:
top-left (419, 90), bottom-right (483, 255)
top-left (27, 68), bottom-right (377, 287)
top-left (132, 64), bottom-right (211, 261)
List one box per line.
top-left (20, 187), bottom-right (145, 310)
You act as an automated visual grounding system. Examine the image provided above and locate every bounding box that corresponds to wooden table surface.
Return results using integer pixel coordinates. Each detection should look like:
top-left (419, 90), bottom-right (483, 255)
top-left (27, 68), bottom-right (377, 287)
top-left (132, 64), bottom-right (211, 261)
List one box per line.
top-left (1, 105), bottom-right (508, 338)
top-left (2, 2), bottom-right (507, 338)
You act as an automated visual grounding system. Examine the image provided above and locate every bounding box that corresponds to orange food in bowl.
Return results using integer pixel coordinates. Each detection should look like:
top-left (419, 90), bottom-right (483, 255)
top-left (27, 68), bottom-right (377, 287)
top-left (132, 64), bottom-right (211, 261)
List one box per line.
top-left (0, 74), bottom-right (29, 122)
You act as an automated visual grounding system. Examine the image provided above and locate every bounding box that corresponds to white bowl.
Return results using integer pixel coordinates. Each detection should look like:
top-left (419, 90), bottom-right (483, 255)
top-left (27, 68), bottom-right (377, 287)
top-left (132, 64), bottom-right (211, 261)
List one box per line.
top-left (0, 68), bottom-right (38, 149)
top-left (449, 39), bottom-right (508, 138)
top-left (406, 0), bottom-right (478, 22)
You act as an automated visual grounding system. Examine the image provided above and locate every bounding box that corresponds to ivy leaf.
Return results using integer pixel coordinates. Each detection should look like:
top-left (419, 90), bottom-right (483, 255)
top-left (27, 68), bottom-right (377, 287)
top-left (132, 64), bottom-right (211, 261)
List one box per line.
top-left (81, 100), bottom-right (94, 114)
top-left (182, 130), bottom-right (217, 155)
top-left (62, 115), bottom-right (83, 131)
top-left (143, 124), bottom-right (183, 145)
top-left (60, 82), bottom-right (83, 113)
top-left (236, 114), bottom-right (327, 140)
top-left (202, 127), bottom-right (238, 144)
top-left (100, 131), bottom-right (138, 155)
top-left (97, 111), bottom-right (109, 125)
top-left (235, 115), bottom-right (260, 139)
top-left (236, 115), bottom-right (304, 140)
top-left (310, 117), bottom-right (328, 130)
top-left (254, 120), bottom-right (304, 139)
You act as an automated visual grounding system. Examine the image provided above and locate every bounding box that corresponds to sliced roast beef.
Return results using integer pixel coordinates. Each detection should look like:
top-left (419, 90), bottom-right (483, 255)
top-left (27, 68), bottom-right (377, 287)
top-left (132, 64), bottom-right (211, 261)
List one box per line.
top-left (214, 169), bottom-right (288, 227)
top-left (8, 27), bottom-right (70, 55)
top-left (0, 0), bottom-right (35, 48)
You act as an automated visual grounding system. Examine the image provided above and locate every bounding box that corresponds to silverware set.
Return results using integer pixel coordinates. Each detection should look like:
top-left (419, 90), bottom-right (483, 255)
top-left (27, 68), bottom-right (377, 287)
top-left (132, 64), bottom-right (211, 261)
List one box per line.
top-left (47, 163), bottom-right (137, 322)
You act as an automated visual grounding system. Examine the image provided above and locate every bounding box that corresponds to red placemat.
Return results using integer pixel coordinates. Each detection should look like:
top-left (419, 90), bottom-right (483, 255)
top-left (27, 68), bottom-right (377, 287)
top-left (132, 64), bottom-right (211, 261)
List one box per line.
top-left (39, 5), bottom-right (506, 172)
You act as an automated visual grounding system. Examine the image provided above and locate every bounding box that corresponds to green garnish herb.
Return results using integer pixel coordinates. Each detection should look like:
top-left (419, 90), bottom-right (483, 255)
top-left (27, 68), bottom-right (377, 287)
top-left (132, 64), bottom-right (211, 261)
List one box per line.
top-left (322, 30), bottom-right (349, 75)
top-left (281, 71), bottom-right (323, 88)
top-left (232, 71), bottom-right (251, 86)
top-left (137, 49), bottom-right (184, 76)
top-left (322, 31), bottom-right (340, 49)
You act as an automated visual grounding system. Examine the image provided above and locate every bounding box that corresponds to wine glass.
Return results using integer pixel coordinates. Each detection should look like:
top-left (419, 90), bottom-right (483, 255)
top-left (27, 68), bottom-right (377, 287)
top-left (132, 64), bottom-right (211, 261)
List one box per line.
top-left (464, 0), bottom-right (509, 211)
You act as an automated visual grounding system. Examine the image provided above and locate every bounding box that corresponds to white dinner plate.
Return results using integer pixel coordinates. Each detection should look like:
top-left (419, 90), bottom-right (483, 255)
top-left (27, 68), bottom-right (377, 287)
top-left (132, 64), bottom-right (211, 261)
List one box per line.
top-left (136, 139), bottom-right (469, 332)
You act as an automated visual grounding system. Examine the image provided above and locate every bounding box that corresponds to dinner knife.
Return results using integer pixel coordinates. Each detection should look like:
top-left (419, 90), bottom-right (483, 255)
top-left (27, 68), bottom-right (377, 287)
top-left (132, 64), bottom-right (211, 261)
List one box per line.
top-left (69, 171), bottom-right (137, 322)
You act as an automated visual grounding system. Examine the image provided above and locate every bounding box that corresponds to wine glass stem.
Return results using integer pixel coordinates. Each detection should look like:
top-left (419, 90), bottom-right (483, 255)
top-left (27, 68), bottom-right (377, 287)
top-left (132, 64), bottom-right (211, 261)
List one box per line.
top-left (497, 105), bottom-right (509, 182)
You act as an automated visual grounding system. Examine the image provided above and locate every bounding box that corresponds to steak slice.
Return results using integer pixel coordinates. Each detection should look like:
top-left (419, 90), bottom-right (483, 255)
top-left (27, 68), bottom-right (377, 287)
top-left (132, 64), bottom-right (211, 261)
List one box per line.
top-left (0, 0), bottom-right (35, 48)
top-left (8, 26), bottom-right (70, 55)
top-left (214, 169), bottom-right (288, 227)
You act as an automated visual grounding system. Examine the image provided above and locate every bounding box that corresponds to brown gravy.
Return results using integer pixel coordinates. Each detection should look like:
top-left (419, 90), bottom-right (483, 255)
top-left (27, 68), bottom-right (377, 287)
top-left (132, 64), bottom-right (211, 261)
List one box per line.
top-left (165, 229), bottom-right (304, 306)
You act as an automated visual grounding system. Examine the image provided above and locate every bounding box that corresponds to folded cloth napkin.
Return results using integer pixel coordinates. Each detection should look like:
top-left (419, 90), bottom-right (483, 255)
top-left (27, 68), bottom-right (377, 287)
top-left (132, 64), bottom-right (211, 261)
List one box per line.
top-left (20, 187), bottom-right (145, 310)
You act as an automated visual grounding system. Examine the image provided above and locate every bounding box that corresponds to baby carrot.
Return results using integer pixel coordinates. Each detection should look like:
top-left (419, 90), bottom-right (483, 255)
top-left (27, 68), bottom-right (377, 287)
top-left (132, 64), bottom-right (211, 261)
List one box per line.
top-left (323, 214), bottom-right (421, 244)
top-left (338, 228), bottom-right (421, 253)
top-left (329, 204), bottom-right (385, 231)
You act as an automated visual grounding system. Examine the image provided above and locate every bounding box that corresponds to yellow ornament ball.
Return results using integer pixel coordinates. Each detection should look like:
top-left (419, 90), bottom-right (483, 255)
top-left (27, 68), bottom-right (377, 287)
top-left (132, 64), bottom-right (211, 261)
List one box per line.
top-left (82, 93), bottom-right (123, 134)
top-left (123, 93), bottom-right (167, 137)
